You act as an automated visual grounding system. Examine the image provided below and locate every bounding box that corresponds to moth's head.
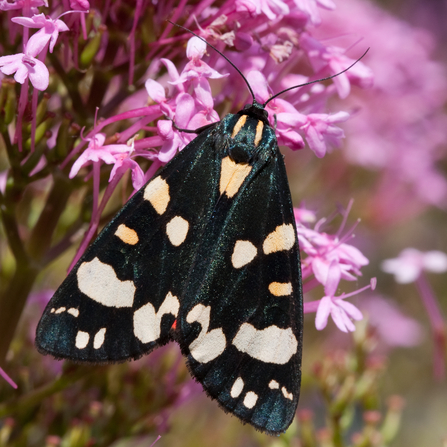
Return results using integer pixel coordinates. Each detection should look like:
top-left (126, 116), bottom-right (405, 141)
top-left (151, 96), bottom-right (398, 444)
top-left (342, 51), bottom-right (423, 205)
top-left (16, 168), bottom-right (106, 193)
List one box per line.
top-left (240, 101), bottom-right (269, 126)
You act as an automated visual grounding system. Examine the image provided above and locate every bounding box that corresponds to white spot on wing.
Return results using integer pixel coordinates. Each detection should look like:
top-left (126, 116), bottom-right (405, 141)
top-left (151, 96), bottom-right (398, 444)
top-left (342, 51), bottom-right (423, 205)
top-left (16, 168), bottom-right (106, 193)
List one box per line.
top-left (93, 328), bottom-right (106, 349)
top-left (268, 282), bottom-right (292, 296)
top-left (263, 224), bottom-right (295, 254)
top-left (75, 331), bottom-right (89, 349)
top-left (115, 224), bottom-right (139, 245)
top-left (143, 177), bottom-right (170, 214)
top-left (186, 304), bottom-right (226, 364)
top-left (50, 308), bottom-right (55, 313)
top-left (231, 240), bottom-right (257, 268)
top-left (166, 216), bottom-right (189, 246)
top-left (55, 307), bottom-right (66, 314)
top-left (67, 308), bottom-right (79, 317)
top-left (282, 386), bottom-right (293, 400)
top-left (133, 292), bottom-right (179, 343)
top-left (269, 380), bottom-right (279, 389)
top-left (232, 323), bottom-right (298, 364)
top-left (219, 156), bottom-right (252, 198)
top-left (77, 257), bottom-right (136, 308)
top-left (243, 391), bottom-right (258, 409)
top-left (231, 377), bottom-right (244, 398)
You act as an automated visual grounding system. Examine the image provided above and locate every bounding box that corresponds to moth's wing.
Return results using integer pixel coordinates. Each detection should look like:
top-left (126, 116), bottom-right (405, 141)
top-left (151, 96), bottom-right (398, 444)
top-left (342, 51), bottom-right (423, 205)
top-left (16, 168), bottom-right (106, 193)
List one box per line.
top-left (36, 125), bottom-right (225, 362)
top-left (177, 143), bottom-right (303, 434)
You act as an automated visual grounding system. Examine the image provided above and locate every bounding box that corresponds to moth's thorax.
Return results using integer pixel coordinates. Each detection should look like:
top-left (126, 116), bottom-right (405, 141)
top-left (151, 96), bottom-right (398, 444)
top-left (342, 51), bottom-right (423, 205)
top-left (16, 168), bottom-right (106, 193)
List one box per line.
top-left (223, 105), bottom-right (276, 163)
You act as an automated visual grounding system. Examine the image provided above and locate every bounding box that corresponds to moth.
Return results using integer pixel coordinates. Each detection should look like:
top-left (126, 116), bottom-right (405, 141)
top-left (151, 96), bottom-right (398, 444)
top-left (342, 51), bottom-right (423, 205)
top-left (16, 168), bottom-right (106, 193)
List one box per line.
top-left (36, 26), bottom-right (366, 434)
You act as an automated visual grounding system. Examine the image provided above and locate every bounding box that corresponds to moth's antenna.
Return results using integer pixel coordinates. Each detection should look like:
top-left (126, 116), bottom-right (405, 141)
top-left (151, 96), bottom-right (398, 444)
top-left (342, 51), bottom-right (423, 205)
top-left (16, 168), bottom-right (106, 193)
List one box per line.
top-left (167, 20), bottom-right (256, 103)
top-left (263, 48), bottom-right (370, 107)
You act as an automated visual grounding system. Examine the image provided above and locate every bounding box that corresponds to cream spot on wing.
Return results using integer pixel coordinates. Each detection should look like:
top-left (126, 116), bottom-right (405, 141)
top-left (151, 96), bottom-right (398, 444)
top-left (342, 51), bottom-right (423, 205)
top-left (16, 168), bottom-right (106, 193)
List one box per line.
top-left (75, 331), bottom-right (89, 349)
top-left (67, 308), bottom-right (79, 317)
top-left (282, 386), bottom-right (293, 400)
top-left (263, 224), bottom-right (295, 254)
top-left (219, 156), bottom-right (252, 198)
top-left (143, 177), bottom-right (170, 215)
top-left (232, 323), bottom-right (298, 364)
top-left (93, 328), bottom-right (106, 349)
top-left (115, 224), bottom-right (139, 245)
top-left (231, 240), bottom-right (257, 268)
top-left (55, 307), bottom-right (66, 314)
top-left (77, 257), bottom-right (136, 308)
top-left (50, 308), bottom-right (55, 313)
top-left (243, 391), bottom-right (258, 409)
top-left (268, 282), bottom-right (293, 296)
top-left (133, 292), bottom-right (179, 343)
top-left (231, 115), bottom-right (247, 138)
top-left (231, 377), bottom-right (244, 398)
top-left (166, 216), bottom-right (189, 246)
top-left (269, 380), bottom-right (279, 389)
top-left (254, 120), bottom-right (264, 147)
top-left (186, 304), bottom-right (226, 364)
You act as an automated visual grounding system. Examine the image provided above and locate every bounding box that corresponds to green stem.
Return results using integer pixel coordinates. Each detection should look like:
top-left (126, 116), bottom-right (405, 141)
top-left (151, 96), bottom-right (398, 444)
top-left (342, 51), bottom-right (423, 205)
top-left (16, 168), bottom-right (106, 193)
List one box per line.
top-left (0, 201), bottom-right (29, 266)
top-left (0, 264), bottom-right (38, 365)
top-left (331, 413), bottom-right (344, 447)
top-left (27, 171), bottom-right (73, 262)
top-left (0, 365), bottom-right (100, 417)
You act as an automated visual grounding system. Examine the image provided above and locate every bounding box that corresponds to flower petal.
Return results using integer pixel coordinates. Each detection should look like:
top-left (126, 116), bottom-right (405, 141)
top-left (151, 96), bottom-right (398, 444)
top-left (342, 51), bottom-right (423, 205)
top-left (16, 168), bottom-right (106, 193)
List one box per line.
top-left (423, 251), bottom-right (447, 273)
top-left (324, 261), bottom-right (341, 296)
top-left (336, 299), bottom-right (363, 321)
top-left (27, 57), bottom-right (49, 90)
top-left (145, 79), bottom-right (166, 103)
top-left (186, 36), bottom-right (206, 60)
top-left (315, 296), bottom-right (332, 330)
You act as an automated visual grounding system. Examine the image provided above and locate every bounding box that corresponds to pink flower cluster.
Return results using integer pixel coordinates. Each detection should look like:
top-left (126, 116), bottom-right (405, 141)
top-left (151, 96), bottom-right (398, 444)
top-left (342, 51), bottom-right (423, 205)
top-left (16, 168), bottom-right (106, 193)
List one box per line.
top-left (318, 0), bottom-right (447, 213)
top-left (382, 248), bottom-right (447, 378)
top-left (295, 203), bottom-right (374, 332)
top-left (0, 11), bottom-right (72, 90)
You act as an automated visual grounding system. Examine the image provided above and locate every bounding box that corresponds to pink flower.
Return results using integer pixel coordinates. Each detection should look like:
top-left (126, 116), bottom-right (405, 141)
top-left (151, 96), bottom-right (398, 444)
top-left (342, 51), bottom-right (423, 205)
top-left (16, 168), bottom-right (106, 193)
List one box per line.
top-left (292, 0), bottom-right (336, 25)
top-left (12, 13), bottom-right (70, 54)
top-left (109, 152), bottom-right (146, 190)
top-left (69, 134), bottom-right (132, 179)
top-left (0, 51), bottom-right (49, 90)
top-left (300, 33), bottom-right (373, 98)
top-left (256, 0), bottom-right (290, 20)
top-left (0, 170), bottom-right (7, 194)
top-left (247, 71), bottom-right (306, 150)
top-left (145, 76), bottom-right (176, 119)
top-left (294, 207), bottom-right (317, 224)
top-left (360, 295), bottom-right (423, 347)
top-left (0, 0), bottom-right (46, 12)
top-left (298, 224), bottom-right (369, 284)
top-left (171, 37), bottom-right (228, 85)
top-left (156, 120), bottom-right (185, 163)
top-left (235, 0), bottom-right (289, 19)
top-left (246, 71), bottom-right (350, 155)
top-left (315, 261), bottom-right (365, 332)
top-left (70, 134), bottom-right (153, 189)
top-left (145, 45), bottom-right (221, 163)
top-left (300, 112), bottom-right (350, 158)
top-left (70, 0), bottom-right (89, 10)
top-left (381, 248), bottom-right (447, 284)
